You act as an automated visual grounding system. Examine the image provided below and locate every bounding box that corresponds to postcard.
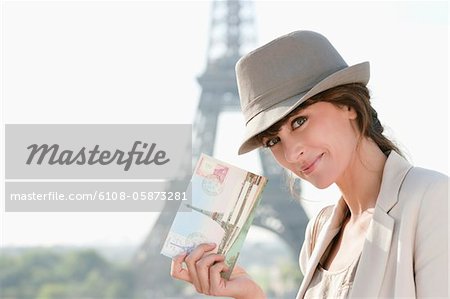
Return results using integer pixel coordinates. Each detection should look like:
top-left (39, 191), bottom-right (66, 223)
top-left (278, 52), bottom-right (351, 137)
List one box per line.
top-left (161, 153), bottom-right (268, 279)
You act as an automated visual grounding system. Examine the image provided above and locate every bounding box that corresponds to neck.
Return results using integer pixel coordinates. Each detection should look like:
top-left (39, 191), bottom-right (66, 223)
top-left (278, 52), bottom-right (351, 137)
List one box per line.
top-left (335, 138), bottom-right (387, 220)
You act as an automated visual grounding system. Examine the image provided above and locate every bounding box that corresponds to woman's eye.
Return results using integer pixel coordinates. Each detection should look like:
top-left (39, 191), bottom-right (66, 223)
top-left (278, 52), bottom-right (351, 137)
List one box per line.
top-left (264, 136), bottom-right (280, 148)
top-left (292, 116), bottom-right (307, 129)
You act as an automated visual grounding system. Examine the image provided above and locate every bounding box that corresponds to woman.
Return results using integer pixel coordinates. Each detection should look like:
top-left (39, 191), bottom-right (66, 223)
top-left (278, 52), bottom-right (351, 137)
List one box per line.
top-left (171, 30), bottom-right (448, 298)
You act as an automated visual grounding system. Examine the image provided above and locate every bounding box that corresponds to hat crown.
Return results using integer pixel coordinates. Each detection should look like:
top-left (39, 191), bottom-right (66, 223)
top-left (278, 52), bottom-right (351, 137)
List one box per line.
top-left (236, 30), bottom-right (348, 123)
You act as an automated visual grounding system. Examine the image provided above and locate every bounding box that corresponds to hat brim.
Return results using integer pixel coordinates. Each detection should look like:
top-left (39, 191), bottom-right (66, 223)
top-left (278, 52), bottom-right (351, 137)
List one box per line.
top-left (238, 61), bottom-right (370, 155)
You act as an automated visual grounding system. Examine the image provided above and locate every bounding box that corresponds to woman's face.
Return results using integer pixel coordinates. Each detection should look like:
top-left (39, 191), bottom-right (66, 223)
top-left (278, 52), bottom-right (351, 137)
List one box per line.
top-left (262, 101), bottom-right (359, 189)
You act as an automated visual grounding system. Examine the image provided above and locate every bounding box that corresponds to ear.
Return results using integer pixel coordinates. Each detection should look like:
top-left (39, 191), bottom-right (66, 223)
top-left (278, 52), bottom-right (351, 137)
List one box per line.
top-left (346, 106), bottom-right (357, 120)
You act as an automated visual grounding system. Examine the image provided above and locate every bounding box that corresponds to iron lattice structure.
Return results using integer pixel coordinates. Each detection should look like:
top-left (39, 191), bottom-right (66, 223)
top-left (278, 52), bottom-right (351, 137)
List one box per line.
top-left (132, 1), bottom-right (308, 297)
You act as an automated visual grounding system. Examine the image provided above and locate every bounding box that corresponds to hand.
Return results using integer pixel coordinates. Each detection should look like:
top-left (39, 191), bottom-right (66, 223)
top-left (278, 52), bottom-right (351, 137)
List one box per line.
top-left (170, 243), bottom-right (266, 299)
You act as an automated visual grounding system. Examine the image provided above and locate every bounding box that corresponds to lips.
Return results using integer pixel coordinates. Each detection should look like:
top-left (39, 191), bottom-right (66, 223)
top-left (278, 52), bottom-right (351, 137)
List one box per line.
top-left (300, 153), bottom-right (324, 175)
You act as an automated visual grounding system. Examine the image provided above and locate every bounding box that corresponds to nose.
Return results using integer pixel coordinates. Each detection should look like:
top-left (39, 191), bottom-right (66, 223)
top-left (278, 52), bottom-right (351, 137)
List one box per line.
top-left (280, 132), bottom-right (304, 164)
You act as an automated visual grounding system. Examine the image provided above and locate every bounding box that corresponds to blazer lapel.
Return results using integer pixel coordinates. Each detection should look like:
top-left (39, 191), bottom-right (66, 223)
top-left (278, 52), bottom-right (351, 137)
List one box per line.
top-left (350, 208), bottom-right (395, 297)
top-left (296, 199), bottom-right (348, 299)
top-left (351, 151), bottom-right (413, 297)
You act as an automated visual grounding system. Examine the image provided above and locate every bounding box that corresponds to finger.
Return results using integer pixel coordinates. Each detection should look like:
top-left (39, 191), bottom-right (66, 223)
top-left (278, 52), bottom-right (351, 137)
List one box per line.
top-left (230, 263), bottom-right (247, 277)
top-left (196, 254), bottom-right (225, 295)
top-left (170, 253), bottom-right (191, 282)
top-left (210, 261), bottom-right (230, 296)
top-left (184, 243), bottom-right (216, 293)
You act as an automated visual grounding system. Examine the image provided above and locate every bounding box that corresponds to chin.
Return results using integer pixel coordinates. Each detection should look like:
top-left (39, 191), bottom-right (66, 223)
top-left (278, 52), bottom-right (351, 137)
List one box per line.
top-left (309, 180), bottom-right (334, 189)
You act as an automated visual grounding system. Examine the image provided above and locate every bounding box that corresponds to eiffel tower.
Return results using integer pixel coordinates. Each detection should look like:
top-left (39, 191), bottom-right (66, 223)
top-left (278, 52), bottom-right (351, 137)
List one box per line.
top-left (132, 1), bottom-right (308, 297)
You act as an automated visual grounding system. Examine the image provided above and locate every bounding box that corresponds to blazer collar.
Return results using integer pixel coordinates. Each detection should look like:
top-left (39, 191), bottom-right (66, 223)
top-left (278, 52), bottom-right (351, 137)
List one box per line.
top-left (296, 151), bottom-right (413, 299)
top-left (351, 151), bottom-right (413, 297)
top-left (373, 151), bottom-right (413, 212)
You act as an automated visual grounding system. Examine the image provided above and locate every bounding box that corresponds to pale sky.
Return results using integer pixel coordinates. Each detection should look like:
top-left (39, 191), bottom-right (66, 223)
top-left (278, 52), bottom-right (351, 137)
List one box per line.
top-left (1, 1), bottom-right (448, 247)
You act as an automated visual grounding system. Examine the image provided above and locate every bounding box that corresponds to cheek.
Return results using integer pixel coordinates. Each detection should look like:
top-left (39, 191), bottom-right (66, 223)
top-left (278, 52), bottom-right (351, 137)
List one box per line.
top-left (270, 148), bottom-right (287, 168)
top-left (325, 117), bottom-right (358, 154)
top-left (270, 147), bottom-right (300, 175)
top-left (325, 129), bottom-right (359, 177)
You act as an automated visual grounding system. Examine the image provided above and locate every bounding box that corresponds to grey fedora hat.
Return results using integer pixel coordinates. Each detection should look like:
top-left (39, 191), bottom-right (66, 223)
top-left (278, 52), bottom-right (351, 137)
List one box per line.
top-left (236, 30), bottom-right (370, 155)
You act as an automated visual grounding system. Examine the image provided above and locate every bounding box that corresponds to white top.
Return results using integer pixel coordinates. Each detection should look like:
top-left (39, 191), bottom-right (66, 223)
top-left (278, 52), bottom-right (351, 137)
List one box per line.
top-left (304, 249), bottom-right (361, 299)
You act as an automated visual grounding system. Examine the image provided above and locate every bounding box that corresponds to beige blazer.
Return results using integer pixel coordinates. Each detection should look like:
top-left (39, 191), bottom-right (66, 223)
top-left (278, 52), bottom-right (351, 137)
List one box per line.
top-left (296, 151), bottom-right (448, 299)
